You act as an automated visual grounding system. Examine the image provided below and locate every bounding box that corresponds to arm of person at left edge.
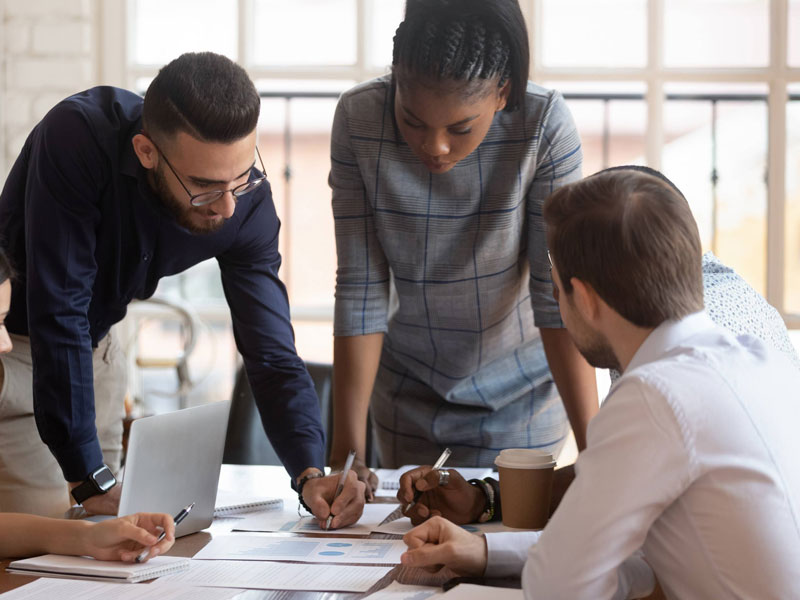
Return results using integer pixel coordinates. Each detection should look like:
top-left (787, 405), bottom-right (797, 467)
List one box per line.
top-left (217, 180), bottom-right (364, 528)
top-left (526, 89), bottom-right (597, 451)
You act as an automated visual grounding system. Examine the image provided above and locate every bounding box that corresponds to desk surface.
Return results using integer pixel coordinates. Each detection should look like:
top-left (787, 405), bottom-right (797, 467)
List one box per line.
top-left (0, 465), bottom-right (471, 598)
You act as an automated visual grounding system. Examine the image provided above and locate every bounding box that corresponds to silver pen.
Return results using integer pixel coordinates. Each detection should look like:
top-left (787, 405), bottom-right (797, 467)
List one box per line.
top-left (325, 449), bottom-right (356, 530)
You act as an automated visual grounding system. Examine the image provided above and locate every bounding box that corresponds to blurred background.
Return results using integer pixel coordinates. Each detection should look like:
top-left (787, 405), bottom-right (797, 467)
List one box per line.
top-left (1, 0), bottom-right (798, 414)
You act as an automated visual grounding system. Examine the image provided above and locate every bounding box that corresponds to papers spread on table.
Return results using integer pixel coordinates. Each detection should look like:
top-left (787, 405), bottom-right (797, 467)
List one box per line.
top-left (363, 580), bottom-right (444, 598)
top-left (440, 583), bottom-right (523, 599)
top-left (193, 534), bottom-right (407, 565)
top-left (154, 559), bottom-right (392, 592)
top-left (373, 517), bottom-right (529, 536)
top-left (6, 554), bottom-right (189, 583)
top-left (233, 502), bottom-right (399, 536)
top-left (374, 467), bottom-right (496, 497)
top-left (0, 578), bottom-right (241, 599)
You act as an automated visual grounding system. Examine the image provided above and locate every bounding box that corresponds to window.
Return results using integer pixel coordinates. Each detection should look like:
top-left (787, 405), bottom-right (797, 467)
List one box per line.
top-left (113, 0), bottom-right (799, 405)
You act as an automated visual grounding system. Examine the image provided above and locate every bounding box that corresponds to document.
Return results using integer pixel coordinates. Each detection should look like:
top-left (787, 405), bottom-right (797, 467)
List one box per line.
top-left (234, 502), bottom-right (399, 536)
top-left (373, 517), bottom-right (526, 536)
top-left (155, 559), bottom-right (393, 592)
top-left (0, 578), bottom-right (241, 599)
top-left (193, 534), bottom-right (407, 565)
top-left (440, 584), bottom-right (523, 599)
top-left (364, 580), bottom-right (444, 598)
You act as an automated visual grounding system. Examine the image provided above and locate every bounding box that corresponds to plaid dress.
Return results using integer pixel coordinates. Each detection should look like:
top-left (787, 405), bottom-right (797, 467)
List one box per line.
top-left (330, 77), bottom-right (582, 467)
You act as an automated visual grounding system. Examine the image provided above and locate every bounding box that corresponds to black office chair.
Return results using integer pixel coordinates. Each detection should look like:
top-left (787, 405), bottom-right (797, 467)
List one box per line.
top-left (222, 361), bottom-right (377, 468)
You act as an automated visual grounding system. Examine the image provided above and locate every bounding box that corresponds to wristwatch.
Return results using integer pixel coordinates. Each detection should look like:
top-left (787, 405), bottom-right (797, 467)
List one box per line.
top-left (71, 465), bottom-right (117, 505)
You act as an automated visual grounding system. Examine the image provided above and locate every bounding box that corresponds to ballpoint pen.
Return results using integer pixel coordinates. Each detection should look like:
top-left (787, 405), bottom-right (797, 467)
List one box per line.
top-left (135, 502), bottom-right (194, 563)
top-left (379, 447), bottom-right (452, 525)
top-left (325, 449), bottom-right (356, 530)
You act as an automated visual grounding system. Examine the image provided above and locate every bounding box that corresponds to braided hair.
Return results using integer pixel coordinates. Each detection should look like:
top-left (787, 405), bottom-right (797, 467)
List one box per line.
top-left (392, 0), bottom-right (529, 111)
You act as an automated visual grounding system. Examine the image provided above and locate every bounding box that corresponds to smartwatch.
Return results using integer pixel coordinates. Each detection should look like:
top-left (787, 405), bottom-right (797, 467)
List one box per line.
top-left (71, 465), bottom-right (117, 505)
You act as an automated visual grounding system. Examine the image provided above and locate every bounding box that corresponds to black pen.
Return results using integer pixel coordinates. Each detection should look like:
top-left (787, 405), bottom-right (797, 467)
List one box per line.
top-left (135, 502), bottom-right (194, 563)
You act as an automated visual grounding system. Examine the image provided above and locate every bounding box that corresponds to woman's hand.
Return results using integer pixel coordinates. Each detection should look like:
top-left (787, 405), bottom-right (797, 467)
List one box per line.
top-left (82, 513), bottom-right (175, 562)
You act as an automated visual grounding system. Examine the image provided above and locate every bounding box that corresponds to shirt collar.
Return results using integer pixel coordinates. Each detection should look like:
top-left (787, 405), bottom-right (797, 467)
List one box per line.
top-left (624, 310), bottom-right (716, 374)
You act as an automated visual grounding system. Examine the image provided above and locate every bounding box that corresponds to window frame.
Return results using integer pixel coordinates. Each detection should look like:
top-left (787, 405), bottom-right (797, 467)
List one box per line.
top-left (104, 0), bottom-right (800, 328)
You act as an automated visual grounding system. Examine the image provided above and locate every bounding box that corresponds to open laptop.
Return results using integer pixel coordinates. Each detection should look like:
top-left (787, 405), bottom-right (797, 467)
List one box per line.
top-left (116, 400), bottom-right (231, 537)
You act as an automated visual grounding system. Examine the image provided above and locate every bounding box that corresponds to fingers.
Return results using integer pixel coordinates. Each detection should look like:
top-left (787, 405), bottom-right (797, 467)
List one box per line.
top-left (397, 466), bottom-right (431, 504)
top-left (326, 472), bottom-right (366, 529)
top-left (353, 462), bottom-right (377, 501)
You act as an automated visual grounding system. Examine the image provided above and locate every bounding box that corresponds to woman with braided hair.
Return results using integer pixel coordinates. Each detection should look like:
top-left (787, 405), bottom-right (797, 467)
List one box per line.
top-left (329, 0), bottom-right (598, 498)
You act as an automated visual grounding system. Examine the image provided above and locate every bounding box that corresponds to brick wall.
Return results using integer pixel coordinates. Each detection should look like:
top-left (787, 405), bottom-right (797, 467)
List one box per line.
top-left (1, 0), bottom-right (99, 178)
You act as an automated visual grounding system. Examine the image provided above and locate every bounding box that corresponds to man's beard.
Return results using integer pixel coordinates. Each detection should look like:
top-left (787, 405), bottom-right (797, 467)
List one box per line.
top-left (570, 312), bottom-right (621, 371)
top-left (152, 166), bottom-right (226, 235)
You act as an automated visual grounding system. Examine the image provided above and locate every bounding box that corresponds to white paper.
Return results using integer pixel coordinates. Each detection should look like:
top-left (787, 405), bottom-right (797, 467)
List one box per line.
top-left (373, 517), bottom-right (527, 536)
top-left (363, 580), bottom-right (444, 599)
top-left (154, 559), bottom-right (392, 592)
top-left (0, 578), bottom-right (241, 600)
top-left (234, 502), bottom-right (399, 535)
top-left (193, 534), bottom-right (407, 565)
top-left (440, 583), bottom-right (523, 599)
top-left (374, 467), bottom-right (496, 497)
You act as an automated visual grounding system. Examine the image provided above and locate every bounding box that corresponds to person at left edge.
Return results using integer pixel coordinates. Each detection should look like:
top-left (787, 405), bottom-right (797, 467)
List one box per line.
top-left (0, 51), bottom-right (365, 527)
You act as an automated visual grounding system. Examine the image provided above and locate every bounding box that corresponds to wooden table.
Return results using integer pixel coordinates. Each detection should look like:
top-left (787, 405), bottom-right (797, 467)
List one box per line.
top-left (0, 465), bottom-right (486, 598)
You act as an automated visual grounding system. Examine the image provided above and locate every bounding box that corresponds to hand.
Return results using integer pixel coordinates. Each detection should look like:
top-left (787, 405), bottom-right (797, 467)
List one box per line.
top-left (301, 470), bottom-right (366, 529)
top-left (398, 467), bottom-right (485, 526)
top-left (82, 513), bottom-right (175, 562)
top-left (332, 456), bottom-right (377, 501)
top-left (549, 465), bottom-right (576, 517)
top-left (401, 516), bottom-right (488, 576)
top-left (71, 483), bottom-right (122, 516)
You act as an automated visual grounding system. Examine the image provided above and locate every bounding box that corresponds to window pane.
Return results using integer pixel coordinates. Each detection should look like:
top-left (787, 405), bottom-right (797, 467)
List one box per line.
top-left (252, 0), bottom-right (356, 66)
top-left (131, 0), bottom-right (237, 65)
top-left (664, 0), bottom-right (768, 68)
top-left (785, 86), bottom-right (800, 313)
top-left (365, 0), bottom-right (405, 70)
top-left (541, 0), bottom-right (646, 68)
top-left (553, 82), bottom-right (647, 176)
top-left (663, 85), bottom-right (768, 295)
top-left (790, 0), bottom-right (800, 66)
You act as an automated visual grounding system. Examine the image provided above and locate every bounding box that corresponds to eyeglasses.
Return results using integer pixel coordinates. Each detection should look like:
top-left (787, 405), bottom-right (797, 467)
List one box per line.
top-left (149, 137), bottom-right (268, 207)
top-left (547, 250), bottom-right (560, 303)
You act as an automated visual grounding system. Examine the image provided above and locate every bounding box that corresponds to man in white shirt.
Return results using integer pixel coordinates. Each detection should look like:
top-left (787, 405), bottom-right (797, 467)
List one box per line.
top-left (399, 168), bottom-right (800, 599)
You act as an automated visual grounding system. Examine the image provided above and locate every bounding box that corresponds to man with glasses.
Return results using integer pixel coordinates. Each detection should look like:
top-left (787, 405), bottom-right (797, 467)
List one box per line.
top-left (0, 52), bottom-right (364, 528)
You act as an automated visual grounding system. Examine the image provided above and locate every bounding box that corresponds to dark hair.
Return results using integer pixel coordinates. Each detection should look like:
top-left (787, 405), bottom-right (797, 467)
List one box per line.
top-left (142, 52), bottom-right (260, 144)
top-left (0, 247), bottom-right (14, 286)
top-left (544, 168), bottom-right (704, 328)
top-left (392, 0), bottom-right (530, 111)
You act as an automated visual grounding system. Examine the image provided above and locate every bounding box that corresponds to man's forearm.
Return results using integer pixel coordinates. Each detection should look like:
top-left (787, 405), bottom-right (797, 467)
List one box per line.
top-left (540, 327), bottom-right (598, 450)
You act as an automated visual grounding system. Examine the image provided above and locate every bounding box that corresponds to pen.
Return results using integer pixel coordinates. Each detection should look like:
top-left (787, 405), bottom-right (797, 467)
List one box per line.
top-left (325, 450), bottom-right (356, 530)
top-left (405, 447), bottom-right (451, 512)
top-left (135, 502), bottom-right (194, 563)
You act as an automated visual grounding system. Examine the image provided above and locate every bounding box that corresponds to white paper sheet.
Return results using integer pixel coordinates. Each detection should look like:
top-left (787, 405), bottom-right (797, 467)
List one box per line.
top-left (234, 502), bottom-right (399, 535)
top-left (0, 578), bottom-right (241, 599)
top-left (363, 580), bottom-right (444, 599)
top-left (440, 584), bottom-right (523, 599)
top-left (154, 559), bottom-right (392, 592)
top-left (373, 517), bottom-right (528, 536)
top-left (193, 534), bottom-right (407, 565)
top-left (374, 467), bottom-right (496, 497)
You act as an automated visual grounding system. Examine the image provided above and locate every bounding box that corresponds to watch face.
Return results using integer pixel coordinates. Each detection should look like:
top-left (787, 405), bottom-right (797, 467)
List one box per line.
top-left (92, 466), bottom-right (117, 491)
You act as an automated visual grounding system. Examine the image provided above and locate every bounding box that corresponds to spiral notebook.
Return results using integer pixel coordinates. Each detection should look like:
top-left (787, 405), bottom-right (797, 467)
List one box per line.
top-left (213, 492), bottom-right (283, 517)
top-left (7, 554), bottom-right (190, 583)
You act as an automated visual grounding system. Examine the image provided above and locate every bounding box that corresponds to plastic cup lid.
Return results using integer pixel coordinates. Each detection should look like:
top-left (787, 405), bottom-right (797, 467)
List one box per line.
top-left (495, 448), bottom-right (556, 469)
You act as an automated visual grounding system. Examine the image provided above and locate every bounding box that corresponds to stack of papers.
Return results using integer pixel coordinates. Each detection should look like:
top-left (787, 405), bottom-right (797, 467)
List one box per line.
top-left (0, 579), bottom-right (241, 599)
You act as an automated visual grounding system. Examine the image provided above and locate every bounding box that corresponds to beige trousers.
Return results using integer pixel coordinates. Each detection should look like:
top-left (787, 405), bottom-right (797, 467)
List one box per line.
top-left (0, 331), bottom-right (126, 517)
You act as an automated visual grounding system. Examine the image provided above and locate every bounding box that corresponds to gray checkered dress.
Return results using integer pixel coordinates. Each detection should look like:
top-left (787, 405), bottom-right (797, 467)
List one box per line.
top-left (330, 77), bottom-right (582, 467)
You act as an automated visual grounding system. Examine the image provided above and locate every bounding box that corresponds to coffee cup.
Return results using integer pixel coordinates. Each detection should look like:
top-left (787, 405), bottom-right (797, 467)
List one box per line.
top-left (494, 448), bottom-right (556, 529)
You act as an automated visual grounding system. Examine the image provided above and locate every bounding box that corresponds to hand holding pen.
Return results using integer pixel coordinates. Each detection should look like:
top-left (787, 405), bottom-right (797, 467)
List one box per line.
top-left (325, 449), bottom-right (357, 530)
top-left (380, 448), bottom-right (453, 526)
top-left (135, 502), bottom-right (193, 563)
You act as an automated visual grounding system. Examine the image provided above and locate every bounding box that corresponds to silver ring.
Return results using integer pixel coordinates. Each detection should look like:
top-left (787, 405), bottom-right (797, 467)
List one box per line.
top-left (438, 469), bottom-right (450, 487)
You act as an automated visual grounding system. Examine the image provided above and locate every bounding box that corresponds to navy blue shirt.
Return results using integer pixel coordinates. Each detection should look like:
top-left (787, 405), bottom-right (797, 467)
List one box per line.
top-left (0, 86), bottom-right (325, 482)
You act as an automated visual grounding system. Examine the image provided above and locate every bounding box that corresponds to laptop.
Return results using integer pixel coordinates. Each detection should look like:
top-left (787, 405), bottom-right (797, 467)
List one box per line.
top-left (117, 400), bottom-right (231, 537)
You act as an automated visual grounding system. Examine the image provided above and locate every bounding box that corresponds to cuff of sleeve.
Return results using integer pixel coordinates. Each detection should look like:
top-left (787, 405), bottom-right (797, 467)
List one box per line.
top-left (484, 531), bottom-right (542, 578)
top-left (50, 438), bottom-right (105, 482)
top-left (617, 551), bottom-right (656, 600)
top-left (287, 450), bottom-right (326, 490)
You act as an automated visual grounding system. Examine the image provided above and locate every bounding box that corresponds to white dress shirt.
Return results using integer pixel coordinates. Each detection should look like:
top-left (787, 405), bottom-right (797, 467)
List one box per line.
top-left (484, 311), bottom-right (800, 599)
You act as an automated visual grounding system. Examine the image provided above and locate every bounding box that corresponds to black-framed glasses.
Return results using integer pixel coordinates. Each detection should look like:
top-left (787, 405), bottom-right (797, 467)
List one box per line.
top-left (149, 137), bottom-right (268, 207)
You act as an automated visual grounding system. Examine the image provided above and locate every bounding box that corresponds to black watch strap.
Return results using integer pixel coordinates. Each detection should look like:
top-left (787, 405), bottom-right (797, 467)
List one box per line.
top-left (71, 465), bottom-right (117, 505)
